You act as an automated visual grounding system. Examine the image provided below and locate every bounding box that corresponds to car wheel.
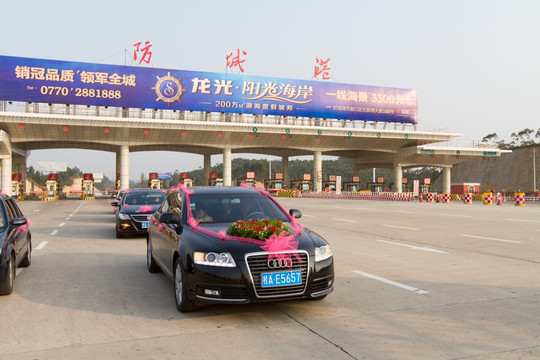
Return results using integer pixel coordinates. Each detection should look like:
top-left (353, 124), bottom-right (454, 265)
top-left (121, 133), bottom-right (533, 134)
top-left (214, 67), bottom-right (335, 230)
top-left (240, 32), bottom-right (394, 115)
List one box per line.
top-left (19, 240), bottom-right (31, 268)
top-left (173, 259), bottom-right (196, 312)
top-left (147, 239), bottom-right (161, 273)
top-left (0, 254), bottom-right (15, 295)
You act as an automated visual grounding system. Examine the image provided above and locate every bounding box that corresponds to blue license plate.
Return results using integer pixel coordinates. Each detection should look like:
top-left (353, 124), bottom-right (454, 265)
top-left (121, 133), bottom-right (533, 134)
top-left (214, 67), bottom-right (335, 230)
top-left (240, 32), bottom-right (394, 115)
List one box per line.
top-left (141, 221), bottom-right (149, 229)
top-left (261, 270), bottom-right (302, 288)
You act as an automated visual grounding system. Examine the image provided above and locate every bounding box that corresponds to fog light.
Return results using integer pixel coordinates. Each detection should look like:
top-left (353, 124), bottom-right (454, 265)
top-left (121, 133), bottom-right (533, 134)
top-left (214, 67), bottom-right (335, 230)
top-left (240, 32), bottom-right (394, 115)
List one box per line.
top-left (121, 223), bottom-right (131, 229)
top-left (204, 289), bottom-right (220, 296)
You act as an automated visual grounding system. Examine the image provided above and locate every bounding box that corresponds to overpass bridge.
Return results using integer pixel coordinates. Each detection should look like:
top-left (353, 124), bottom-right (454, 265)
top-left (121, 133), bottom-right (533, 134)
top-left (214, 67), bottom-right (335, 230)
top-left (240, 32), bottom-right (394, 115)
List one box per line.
top-left (0, 101), bottom-right (507, 195)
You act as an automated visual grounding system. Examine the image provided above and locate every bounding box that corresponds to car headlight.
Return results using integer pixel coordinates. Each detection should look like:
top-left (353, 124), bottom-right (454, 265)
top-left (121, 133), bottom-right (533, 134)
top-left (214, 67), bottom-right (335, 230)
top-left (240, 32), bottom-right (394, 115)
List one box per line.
top-left (117, 213), bottom-right (131, 220)
top-left (194, 252), bottom-right (236, 267)
top-left (315, 244), bottom-right (332, 262)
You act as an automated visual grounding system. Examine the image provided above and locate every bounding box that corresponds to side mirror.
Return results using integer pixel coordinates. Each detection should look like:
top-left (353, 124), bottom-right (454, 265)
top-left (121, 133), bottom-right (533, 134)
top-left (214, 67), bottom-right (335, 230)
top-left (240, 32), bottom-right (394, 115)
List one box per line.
top-left (289, 209), bottom-right (302, 219)
top-left (159, 212), bottom-right (180, 224)
top-left (111, 200), bottom-right (119, 207)
top-left (11, 217), bottom-right (27, 226)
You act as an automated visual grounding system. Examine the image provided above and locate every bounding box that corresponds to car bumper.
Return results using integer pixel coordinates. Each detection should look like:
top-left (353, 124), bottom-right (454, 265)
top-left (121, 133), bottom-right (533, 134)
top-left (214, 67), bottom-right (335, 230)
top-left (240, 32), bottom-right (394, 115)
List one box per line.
top-left (188, 252), bottom-right (334, 305)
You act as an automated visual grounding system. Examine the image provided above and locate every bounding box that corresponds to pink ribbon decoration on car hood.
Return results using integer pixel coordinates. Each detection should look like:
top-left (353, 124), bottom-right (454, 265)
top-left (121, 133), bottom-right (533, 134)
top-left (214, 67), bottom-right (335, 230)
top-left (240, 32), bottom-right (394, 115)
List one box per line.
top-left (138, 205), bottom-right (154, 213)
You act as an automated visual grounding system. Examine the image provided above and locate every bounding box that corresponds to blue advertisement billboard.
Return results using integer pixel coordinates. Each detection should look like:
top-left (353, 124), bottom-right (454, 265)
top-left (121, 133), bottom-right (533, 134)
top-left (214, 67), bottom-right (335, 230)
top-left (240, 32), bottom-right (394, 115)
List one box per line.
top-left (0, 55), bottom-right (418, 124)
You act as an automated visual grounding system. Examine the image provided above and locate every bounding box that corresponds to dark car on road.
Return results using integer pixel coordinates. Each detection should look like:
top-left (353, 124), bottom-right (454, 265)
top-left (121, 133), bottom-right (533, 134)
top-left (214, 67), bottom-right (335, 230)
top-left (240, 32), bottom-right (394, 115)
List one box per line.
top-left (0, 194), bottom-right (31, 295)
top-left (114, 188), bottom-right (166, 238)
top-left (147, 186), bottom-right (334, 312)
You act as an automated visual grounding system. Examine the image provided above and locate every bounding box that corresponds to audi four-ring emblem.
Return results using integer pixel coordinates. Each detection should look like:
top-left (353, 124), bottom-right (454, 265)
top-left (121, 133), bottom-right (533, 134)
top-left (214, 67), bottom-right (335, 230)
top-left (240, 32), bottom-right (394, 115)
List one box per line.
top-left (267, 258), bottom-right (293, 269)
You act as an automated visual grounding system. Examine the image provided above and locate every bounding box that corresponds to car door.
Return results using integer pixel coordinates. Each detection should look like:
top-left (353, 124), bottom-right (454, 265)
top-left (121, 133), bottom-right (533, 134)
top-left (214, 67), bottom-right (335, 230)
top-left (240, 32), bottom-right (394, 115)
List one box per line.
top-left (4, 199), bottom-right (26, 262)
top-left (161, 192), bottom-right (183, 277)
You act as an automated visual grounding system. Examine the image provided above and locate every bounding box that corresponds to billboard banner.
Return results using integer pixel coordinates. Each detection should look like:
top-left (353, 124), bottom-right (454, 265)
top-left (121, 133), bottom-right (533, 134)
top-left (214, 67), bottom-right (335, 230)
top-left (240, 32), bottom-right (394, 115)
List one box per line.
top-left (0, 55), bottom-right (418, 124)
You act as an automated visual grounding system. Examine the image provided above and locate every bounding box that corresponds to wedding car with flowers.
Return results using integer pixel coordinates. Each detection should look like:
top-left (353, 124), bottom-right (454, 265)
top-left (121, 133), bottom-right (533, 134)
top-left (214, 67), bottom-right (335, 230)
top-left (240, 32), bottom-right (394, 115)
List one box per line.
top-left (146, 185), bottom-right (334, 312)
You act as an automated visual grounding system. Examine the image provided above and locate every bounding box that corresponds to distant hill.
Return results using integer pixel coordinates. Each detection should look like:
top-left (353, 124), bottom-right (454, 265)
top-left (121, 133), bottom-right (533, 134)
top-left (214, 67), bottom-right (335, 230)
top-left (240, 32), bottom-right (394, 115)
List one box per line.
top-left (433, 145), bottom-right (539, 194)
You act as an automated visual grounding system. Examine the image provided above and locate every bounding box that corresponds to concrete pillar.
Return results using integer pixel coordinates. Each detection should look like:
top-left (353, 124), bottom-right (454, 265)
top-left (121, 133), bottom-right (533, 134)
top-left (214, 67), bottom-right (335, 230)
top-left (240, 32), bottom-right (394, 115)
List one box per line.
top-left (394, 164), bottom-right (403, 193)
top-left (313, 151), bottom-right (322, 193)
top-left (282, 156), bottom-right (289, 189)
top-left (223, 148), bottom-right (232, 186)
top-left (442, 166), bottom-right (451, 194)
top-left (120, 145), bottom-right (129, 190)
top-left (116, 151), bottom-right (121, 187)
top-left (203, 154), bottom-right (211, 186)
top-left (1, 157), bottom-right (12, 195)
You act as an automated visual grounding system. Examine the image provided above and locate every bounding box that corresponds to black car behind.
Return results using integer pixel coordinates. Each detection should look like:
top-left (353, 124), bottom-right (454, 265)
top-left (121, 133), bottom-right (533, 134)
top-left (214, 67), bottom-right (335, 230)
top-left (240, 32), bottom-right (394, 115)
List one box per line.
top-left (114, 188), bottom-right (166, 238)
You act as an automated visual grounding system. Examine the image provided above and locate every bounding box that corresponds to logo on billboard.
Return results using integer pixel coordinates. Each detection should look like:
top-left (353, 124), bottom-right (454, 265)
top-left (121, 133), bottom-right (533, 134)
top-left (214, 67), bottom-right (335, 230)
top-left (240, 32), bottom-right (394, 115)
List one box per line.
top-left (152, 72), bottom-right (186, 106)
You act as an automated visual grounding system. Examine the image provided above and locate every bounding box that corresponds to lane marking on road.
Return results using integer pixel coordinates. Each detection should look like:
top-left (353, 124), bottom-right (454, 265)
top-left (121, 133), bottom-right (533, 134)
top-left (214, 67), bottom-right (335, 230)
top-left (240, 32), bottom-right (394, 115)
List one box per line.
top-left (59, 223), bottom-right (65, 227)
top-left (376, 240), bottom-right (448, 254)
top-left (65, 218), bottom-right (70, 220)
top-left (50, 230), bottom-right (58, 236)
top-left (506, 218), bottom-right (540, 224)
top-left (383, 224), bottom-right (419, 231)
top-left (392, 210), bottom-right (414, 214)
top-left (352, 270), bottom-right (429, 295)
top-left (332, 218), bottom-right (357, 223)
top-left (69, 214), bottom-right (74, 217)
top-left (353, 207), bottom-right (370, 211)
top-left (439, 213), bottom-right (471, 218)
top-left (35, 241), bottom-right (48, 250)
top-left (302, 214), bottom-right (315, 218)
top-left (16, 268), bottom-right (23, 276)
top-left (33, 209), bottom-right (40, 212)
top-left (461, 234), bottom-right (521, 244)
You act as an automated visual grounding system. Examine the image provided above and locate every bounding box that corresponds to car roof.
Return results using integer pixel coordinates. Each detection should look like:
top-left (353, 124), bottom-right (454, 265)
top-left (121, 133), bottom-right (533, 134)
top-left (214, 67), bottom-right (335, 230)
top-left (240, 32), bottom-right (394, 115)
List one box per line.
top-left (125, 188), bottom-right (165, 193)
top-left (181, 186), bottom-right (262, 196)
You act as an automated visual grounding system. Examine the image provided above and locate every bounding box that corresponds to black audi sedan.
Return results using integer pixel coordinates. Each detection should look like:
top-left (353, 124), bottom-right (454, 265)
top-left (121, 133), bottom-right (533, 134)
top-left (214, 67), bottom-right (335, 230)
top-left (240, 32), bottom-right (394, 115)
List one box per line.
top-left (114, 188), bottom-right (166, 238)
top-left (147, 186), bottom-right (334, 312)
top-left (0, 194), bottom-right (31, 295)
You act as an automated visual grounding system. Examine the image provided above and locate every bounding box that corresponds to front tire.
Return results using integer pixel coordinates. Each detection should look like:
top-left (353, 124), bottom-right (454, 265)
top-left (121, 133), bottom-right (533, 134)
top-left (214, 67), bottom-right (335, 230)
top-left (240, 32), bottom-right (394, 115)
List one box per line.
top-left (173, 259), bottom-right (196, 312)
top-left (0, 254), bottom-right (15, 295)
top-left (147, 239), bottom-right (161, 273)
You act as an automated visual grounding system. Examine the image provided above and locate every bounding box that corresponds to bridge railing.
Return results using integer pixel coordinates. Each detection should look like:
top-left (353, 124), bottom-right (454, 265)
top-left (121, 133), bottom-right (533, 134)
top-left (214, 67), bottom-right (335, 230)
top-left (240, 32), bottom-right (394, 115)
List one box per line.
top-left (1, 100), bottom-right (451, 133)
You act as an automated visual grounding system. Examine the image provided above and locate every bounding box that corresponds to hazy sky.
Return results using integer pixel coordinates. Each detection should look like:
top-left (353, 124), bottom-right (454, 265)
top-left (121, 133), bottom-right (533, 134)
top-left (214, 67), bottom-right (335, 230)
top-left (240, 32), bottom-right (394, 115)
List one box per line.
top-left (2, 0), bottom-right (538, 180)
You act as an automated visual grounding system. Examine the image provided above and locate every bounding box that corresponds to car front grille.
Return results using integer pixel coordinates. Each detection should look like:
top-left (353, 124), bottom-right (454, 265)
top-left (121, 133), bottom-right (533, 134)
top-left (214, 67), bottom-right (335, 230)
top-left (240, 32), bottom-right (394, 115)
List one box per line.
top-left (246, 251), bottom-right (309, 298)
top-left (132, 214), bottom-right (151, 222)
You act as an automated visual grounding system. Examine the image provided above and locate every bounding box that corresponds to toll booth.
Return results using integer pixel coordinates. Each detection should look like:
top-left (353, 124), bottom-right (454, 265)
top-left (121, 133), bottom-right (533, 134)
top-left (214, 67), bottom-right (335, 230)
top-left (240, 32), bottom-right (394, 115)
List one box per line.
top-left (264, 172), bottom-right (284, 192)
top-left (420, 177), bottom-right (432, 194)
top-left (344, 175), bottom-right (361, 192)
top-left (81, 173), bottom-right (95, 200)
top-left (322, 175), bottom-right (337, 192)
top-left (401, 177), bottom-right (409, 192)
top-left (43, 173), bottom-right (60, 201)
top-left (208, 172), bottom-right (224, 187)
top-left (179, 172), bottom-right (194, 187)
top-left (208, 172), bottom-right (218, 186)
top-left (244, 171), bottom-right (256, 187)
top-left (148, 172), bottom-right (162, 189)
top-left (291, 173), bottom-right (312, 193)
top-left (367, 176), bottom-right (385, 193)
top-left (11, 173), bottom-right (24, 199)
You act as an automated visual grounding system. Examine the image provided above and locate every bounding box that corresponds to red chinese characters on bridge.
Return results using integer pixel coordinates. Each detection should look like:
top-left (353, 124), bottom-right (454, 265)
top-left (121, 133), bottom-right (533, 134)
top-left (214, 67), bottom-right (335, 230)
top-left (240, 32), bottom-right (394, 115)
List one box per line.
top-left (314, 58), bottom-right (331, 80)
top-left (226, 49), bottom-right (247, 73)
top-left (133, 41), bottom-right (153, 65)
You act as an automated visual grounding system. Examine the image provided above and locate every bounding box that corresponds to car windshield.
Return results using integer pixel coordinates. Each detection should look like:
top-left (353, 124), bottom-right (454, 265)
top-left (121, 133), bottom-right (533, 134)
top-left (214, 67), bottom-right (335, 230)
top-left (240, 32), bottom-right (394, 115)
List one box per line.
top-left (122, 192), bottom-right (165, 205)
top-left (189, 192), bottom-right (289, 224)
